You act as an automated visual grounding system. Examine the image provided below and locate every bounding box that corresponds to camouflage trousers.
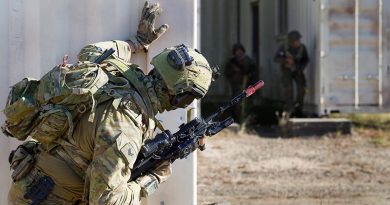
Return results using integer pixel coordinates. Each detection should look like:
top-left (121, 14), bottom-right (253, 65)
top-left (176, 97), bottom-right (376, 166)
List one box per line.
top-left (229, 82), bottom-right (244, 123)
top-left (281, 69), bottom-right (306, 115)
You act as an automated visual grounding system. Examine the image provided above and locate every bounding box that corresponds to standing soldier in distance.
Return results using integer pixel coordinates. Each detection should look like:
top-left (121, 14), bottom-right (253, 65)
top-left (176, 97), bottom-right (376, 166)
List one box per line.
top-left (6, 2), bottom-right (214, 204)
top-left (274, 30), bottom-right (309, 117)
top-left (224, 43), bottom-right (256, 123)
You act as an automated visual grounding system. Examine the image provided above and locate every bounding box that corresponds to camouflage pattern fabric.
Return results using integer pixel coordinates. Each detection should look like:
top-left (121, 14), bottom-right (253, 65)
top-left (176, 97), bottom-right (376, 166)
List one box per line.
top-left (8, 41), bottom-right (172, 205)
top-left (224, 55), bottom-right (256, 123)
top-left (8, 168), bottom-right (80, 205)
top-left (281, 69), bottom-right (306, 113)
top-left (6, 1), bottom-right (190, 203)
top-left (78, 40), bottom-right (132, 63)
top-left (2, 60), bottom-right (110, 144)
top-left (1, 78), bottom-right (40, 141)
top-left (274, 43), bottom-right (309, 114)
top-left (150, 45), bottom-right (213, 98)
top-left (83, 99), bottom-right (145, 204)
top-left (7, 34), bottom-right (214, 203)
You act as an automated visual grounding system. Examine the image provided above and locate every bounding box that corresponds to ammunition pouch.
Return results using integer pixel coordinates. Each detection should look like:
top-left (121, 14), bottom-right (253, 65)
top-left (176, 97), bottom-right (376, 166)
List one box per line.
top-left (24, 175), bottom-right (55, 205)
top-left (9, 141), bottom-right (39, 182)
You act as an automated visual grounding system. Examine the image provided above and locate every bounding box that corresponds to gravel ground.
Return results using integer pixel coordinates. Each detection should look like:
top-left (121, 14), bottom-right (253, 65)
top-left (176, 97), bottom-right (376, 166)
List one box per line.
top-left (197, 128), bottom-right (390, 205)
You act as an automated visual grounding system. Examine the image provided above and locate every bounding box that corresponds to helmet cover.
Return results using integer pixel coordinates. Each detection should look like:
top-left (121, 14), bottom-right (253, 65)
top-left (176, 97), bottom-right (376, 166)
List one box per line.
top-left (150, 44), bottom-right (213, 99)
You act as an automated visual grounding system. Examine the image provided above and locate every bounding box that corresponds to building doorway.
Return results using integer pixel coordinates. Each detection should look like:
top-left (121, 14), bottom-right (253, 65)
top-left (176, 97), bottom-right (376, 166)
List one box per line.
top-left (252, 1), bottom-right (260, 66)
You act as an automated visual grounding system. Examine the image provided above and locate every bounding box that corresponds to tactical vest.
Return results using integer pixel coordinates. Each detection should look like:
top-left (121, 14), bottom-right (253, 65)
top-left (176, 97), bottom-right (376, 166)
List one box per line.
top-left (2, 59), bottom-right (155, 145)
top-left (283, 43), bottom-right (304, 60)
top-left (3, 58), bottom-right (158, 184)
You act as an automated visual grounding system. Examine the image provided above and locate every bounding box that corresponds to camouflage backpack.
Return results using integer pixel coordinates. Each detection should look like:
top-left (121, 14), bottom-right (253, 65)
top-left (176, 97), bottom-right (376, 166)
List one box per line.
top-left (1, 61), bottom-right (109, 144)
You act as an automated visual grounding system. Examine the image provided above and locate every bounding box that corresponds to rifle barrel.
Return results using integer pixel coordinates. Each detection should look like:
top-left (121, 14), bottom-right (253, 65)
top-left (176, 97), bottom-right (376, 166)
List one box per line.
top-left (245, 80), bottom-right (264, 97)
top-left (204, 80), bottom-right (264, 122)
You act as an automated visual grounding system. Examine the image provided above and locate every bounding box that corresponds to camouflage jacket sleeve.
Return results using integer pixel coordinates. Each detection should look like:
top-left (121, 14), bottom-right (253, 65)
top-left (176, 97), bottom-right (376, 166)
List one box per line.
top-left (295, 44), bottom-right (310, 71)
top-left (87, 101), bottom-right (157, 205)
top-left (78, 40), bottom-right (133, 63)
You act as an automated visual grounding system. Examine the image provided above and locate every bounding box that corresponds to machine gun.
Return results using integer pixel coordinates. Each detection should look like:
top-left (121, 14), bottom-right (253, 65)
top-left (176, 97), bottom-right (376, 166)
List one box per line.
top-left (130, 80), bottom-right (265, 181)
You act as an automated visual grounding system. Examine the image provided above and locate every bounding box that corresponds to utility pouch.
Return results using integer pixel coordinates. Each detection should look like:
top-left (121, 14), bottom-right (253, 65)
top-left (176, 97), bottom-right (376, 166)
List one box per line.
top-left (9, 141), bottom-right (39, 182)
top-left (24, 176), bottom-right (55, 205)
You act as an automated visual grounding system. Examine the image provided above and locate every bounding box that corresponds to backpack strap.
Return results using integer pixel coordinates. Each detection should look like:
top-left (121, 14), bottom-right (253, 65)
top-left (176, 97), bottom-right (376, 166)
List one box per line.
top-left (103, 59), bottom-right (155, 118)
top-left (53, 140), bottom-right (90, 179)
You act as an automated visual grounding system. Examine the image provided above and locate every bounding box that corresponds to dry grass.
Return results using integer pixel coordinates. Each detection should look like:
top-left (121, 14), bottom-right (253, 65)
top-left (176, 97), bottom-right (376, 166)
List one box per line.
top-left (332, 113), bottom-right (390, 129)
top-left (354, 128), bottom-right (390, 147)
top-left (332, 113), bottom-right (390, 147)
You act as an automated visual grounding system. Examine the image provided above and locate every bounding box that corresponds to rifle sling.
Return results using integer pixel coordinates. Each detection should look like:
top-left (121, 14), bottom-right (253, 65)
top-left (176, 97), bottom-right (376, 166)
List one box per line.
top-left (103, 59), bottom-right (155, 119)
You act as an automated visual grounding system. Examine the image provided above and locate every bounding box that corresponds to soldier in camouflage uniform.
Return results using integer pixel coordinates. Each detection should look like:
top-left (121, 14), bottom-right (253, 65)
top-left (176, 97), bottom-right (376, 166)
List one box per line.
top-left (224, 44), bottom-right (256, 123)
top-left (7, 2), bottom-right (213, 205)
top-left (274, 31), bottom-right (309, 117)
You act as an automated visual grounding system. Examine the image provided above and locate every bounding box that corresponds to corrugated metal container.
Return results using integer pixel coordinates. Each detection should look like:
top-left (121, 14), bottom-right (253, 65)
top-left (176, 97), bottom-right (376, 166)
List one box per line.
top-left (258, 0), bottom-right (281, 101)
top-left (202, 0), bottom-right (390, 114)
top-left (258, 0), bottom-right (325, 113)
top-left (0, 0), bottom-right (199, 204)
top-left (280, 0), bottom-right (390, 114)
top-left (200, 0), bottom-right (238, 99)
top-left (319, 0), bottom-right (390, 113)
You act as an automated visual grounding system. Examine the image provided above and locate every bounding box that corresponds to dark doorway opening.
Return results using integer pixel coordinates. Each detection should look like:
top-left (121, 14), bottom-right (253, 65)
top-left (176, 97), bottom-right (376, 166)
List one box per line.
top-left (251, 2), bottom-right (259, 66)
top-left (278, 0), bottom-right (288, 34)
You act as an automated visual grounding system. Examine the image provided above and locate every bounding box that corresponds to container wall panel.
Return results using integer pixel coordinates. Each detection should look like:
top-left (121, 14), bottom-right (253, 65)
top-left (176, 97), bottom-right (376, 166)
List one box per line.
top-left (258, 0), bottom-right (281, 100)
top-left (201, 0), bottom-right (259, 101)
top-left (201, 0), bottom-right (239, 100)
top-left (381, 1), bottom-right (390, 108)
top-left (0, 0), bottom-right (9, 202)
top-left (320, 0), bottom-right (388, 113)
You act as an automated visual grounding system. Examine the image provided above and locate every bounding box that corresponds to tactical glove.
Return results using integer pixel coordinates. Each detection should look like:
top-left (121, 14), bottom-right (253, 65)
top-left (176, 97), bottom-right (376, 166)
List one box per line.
top-left (131, 1), bottom-right (169, 52)
top-left (149, 160), bottom-right (172, 183)
top-left (135, 160), bottom-right (172, 197)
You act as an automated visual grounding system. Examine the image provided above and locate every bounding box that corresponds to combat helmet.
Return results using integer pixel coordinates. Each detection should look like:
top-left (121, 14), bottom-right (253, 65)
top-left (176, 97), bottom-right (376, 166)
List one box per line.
top-left (288, 30), bottom-right (302, 41)
top-left (151, 44), bottom-right (215, 101)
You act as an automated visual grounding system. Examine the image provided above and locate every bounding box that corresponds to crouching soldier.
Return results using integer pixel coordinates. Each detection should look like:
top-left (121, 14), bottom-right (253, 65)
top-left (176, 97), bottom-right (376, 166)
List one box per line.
top-left (4, 2), bottom-right (215, 204)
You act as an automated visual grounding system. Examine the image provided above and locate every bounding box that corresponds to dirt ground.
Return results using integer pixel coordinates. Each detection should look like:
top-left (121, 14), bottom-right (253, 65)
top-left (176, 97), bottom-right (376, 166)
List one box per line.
top-left (197, 128), bottom-right (390, 205)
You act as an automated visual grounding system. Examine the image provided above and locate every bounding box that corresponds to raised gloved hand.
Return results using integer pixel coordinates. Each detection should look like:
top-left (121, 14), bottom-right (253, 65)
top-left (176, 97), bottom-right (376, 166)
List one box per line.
top-left (131, 1), bottom-right (169, 52)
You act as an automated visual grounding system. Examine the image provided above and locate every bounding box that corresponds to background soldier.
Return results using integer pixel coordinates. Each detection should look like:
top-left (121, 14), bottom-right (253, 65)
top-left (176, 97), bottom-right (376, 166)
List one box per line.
top-left (6, 2), bottom-right (214, 204)
top-left (224, 43), bottom-right (256, 123)
top-left (274, 30), bottom-right (309, 117)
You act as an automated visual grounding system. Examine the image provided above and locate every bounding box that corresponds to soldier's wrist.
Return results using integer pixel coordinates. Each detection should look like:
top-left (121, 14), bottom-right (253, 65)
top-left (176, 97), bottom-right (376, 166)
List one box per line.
top-left (128, 36), bottom-right (148, 53)
top-left (135, 174), bottom-right (159, 197)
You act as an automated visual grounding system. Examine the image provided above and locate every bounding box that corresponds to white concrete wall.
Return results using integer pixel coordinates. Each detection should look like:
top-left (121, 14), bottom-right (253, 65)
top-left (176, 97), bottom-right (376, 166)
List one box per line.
top-left (0, 0), bottom-right (198, 204)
